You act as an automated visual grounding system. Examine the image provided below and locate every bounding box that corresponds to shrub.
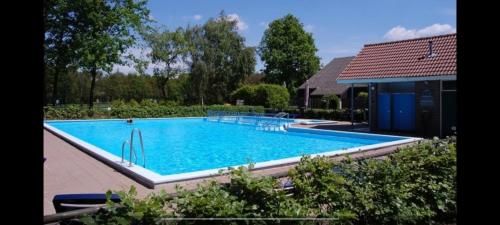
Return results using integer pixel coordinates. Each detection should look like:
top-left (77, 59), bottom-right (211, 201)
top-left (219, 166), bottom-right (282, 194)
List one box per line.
top-left (254, 84), bottom-right (289, 110)
top-left (81, 138), bottom-right (456, 224)
top-left (231, 84), bottom-right (289, 109)
top-left (140, 99), bottom-right (158, 107)
top-left (230, 85), bottom-right (257, 105)
top-left (355, 92), bottom-right (368, 110)
top-left (44, 104), bottom-right (265, 120)
top-left (128, 99), bottom-right (140, 107)
top-left (43, 104), bottom-right (84, 119)
top-left (321, 94), bottom-right (340, 110)
top-left (158, 100), bottom-right (179, 107)
top-left (110, 99), bottom-right (126, 108)
top-left (80, 187), bottom-right (171, 225)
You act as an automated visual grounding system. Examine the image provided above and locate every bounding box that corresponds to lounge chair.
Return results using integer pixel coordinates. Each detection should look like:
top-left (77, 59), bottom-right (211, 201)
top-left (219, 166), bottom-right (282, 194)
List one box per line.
top-left (53, 193), bottom-right (121, 213)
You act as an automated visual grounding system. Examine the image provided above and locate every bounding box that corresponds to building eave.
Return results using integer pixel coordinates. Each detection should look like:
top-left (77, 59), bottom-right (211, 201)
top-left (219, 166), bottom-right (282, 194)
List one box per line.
top-left (336, 75), bottom-right (456, 84)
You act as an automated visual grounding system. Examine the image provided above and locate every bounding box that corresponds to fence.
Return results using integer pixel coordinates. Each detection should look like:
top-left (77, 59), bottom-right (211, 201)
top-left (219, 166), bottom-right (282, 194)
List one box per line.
top-left (206, 110), bottom-right (294, 131)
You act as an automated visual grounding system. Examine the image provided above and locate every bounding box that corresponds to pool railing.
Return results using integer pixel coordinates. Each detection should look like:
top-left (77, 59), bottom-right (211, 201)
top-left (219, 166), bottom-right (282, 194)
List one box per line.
top-left (206, 110), bottom-right (291, 131)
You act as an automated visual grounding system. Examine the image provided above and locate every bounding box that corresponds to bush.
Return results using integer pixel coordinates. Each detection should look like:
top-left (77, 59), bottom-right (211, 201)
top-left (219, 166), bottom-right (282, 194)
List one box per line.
top-left (158, 100), bottom-right (179, 107)
top-left (356, 92), bottom-right (368, 110)
top-left (255, 84), bottom-right (289, 109)
top-left (274, 108), bottom-right (365, 121)
top-left (231, 84), bottom-right (290, 110)
top-left (140, 99), bottom-right (158, 107)
top-left (80, 187), bottom-right (171, 225)
top-left (81, 138), bottom-right (456, 224)
top-left (230, 85), bottom-right (257, 105)
top-left (321, 94), bottom-right (340, 110)
top-left (44, 104), bottom-right (265, 120)
top-left (110, 99), bottom-right (126, 108)
top-left (128, 99), bottom-right (140, 107)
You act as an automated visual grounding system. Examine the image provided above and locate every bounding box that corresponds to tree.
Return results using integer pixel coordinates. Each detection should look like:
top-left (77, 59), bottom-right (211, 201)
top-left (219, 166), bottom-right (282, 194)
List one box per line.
top-left (259, 14), bottom-right (320, 98)
top-left (44, 0), bottom-right (79, 106)
top-left (71, 0), bottom-right (150, 109)
top-left (142, 27), bottom-right (189, 100)
top-left (186, 12), bottom-right (256, 104)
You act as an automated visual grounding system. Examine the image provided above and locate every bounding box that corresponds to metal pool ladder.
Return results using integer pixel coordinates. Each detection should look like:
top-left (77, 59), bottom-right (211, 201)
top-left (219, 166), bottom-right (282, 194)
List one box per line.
top-left (121, 128), bottom-right (146, 168)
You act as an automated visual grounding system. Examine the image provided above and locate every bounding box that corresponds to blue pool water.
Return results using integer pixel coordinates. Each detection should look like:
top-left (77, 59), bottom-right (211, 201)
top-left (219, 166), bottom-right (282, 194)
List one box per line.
top-left (46, 118), bottom-right (405, 176)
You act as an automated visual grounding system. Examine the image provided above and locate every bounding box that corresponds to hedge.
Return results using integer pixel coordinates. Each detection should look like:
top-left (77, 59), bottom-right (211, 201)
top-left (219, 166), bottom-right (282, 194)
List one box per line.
top-left (44, 104), bottom-right (265, 120)
top-left (278, 108), bottom-right (366, 121)
top-left (231, 84), bottom-right (290, 109)
top-left (81, 137), bottom-right (456, 224)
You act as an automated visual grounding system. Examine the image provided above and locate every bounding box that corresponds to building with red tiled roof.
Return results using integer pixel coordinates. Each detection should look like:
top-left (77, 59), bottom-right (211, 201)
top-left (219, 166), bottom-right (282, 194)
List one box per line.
top-left (296, 56), bottom-right (367, 109)
top-left (337, 33), bottom-right (456, 137)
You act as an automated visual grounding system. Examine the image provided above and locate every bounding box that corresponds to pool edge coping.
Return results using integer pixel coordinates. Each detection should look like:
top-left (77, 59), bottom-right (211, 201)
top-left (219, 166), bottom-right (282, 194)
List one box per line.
top-left (44, 118), bottom-right (423, 187)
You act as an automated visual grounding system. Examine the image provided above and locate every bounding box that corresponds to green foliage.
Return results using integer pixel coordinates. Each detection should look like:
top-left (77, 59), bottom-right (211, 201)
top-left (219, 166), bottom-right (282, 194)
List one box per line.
top-left (230, 85), bottom-right (257, 105)
top-left (128, 99), bottom-right (140, 107)
top-left (140, 99), bottom-right (158, 107)
top-left (321, 94), bottom-right (340, 110)
top-left (259, 14), bottom-right (320, 97)
top-left (355, 92), bottom-right (368, 109)
top-left (111, 99), bottom-right (126, 108)
top-left (68, 0), bottom-right (151, 108)
top-left (174, 181), bottom-right (247, 219)
top-left (44, 0), bottom-right (81, 105)
top-left (289, 156), bottom-right (357, 220)
top-left (81, 186), bottom-right (172, 225)
top-left (141, 27), bottom-right (190, 100)
top-left (231, 84), bottom-right (289, 109)
top-left (44, 104), bottom-right (264, 120)
top-left (186, 11), bottom-right (256, 105)
top-left (80, 138), bottom-right (456, 225)
top-left (255, 84), bottom-right (290, 110)
top-left (281, 108), bottom-right (364, 121)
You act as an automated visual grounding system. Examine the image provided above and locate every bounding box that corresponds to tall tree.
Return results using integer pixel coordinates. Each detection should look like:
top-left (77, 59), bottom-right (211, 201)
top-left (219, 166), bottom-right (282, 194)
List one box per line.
top-left (44, 0), bottom-right (79, 105)
top-left (186, 12), bottom-right (256, 104)
top-left (259, 14), bottom-right (320, 97)
top-left (71, 0), bottom-right (150, 109)
top-left (142, 27), bottom-right (189, 100)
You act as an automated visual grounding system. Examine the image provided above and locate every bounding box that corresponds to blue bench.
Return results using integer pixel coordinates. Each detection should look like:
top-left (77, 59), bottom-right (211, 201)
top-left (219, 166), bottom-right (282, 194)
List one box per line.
top-left (53, 193), bottom-right (121, 213)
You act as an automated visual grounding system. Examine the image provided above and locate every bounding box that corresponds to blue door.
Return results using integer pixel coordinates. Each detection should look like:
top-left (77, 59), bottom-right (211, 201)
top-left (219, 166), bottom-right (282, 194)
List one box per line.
top-left (392, 93), bottom-right (415, 131)
top-left (377, 93), bottom-right (391, 130)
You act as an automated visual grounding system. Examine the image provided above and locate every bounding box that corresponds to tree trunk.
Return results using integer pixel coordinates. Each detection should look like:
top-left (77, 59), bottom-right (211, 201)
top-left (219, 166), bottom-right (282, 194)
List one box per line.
top-left (88, 67), bottom-right (97, 110)
top-left (161, 83), bottom-right (167, 99)
top-left (158, 77), bottom-right (169, 100)
top-left (51, 67), bottom-right (60, 106)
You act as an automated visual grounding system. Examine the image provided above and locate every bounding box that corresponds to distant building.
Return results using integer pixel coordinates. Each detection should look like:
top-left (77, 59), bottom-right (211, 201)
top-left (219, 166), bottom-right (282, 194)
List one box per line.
top-left (297, 56), bottom-right (367, 109)
top-left (337, 33), bottom-right (456, 137)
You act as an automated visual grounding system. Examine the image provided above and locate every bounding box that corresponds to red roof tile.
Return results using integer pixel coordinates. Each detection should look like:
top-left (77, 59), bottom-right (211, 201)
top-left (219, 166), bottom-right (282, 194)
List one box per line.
top-left (337, 33), bottom-right (456, 81)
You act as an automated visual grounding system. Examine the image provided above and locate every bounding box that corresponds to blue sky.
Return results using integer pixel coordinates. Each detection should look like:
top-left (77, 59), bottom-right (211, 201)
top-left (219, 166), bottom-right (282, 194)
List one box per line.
top-left (114, 0), bottom-right (456, 74)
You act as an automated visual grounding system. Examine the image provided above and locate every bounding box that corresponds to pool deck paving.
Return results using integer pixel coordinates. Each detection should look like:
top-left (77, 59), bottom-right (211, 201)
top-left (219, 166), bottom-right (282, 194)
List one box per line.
top-left (44, 123), bottom-right (419, 215)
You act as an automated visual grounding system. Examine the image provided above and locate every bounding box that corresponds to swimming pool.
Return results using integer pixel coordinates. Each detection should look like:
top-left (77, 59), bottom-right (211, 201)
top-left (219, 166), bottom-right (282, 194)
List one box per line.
top-left (44, 117), bottom-right (420, 186)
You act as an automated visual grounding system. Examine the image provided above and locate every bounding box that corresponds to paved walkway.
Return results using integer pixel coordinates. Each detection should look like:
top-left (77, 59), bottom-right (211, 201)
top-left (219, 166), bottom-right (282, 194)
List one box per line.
top-left (44, 125), bottom-right (416, 215)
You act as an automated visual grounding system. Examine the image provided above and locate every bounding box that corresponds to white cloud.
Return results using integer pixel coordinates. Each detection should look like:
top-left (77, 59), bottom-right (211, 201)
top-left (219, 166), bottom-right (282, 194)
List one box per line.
top-left (193, 14), bottom-right (202, 20)
top-left (226, 13), bottom-right (248, 31)
top-left (304, 24), bottom-right (315, 32)
top-left (384, 24), bottom-right (456, 41)
top-left (259, 22), bottom-right (269, 28)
